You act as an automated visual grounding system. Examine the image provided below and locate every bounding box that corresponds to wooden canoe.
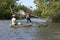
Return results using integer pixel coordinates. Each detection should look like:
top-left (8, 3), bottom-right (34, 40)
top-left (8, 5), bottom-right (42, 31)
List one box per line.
top-left (11, 23), bottom-right (32, 28)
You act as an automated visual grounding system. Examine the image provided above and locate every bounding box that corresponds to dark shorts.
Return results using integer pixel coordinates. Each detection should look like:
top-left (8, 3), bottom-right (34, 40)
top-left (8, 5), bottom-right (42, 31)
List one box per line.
top-left (27, 18), bottom-right (31, 22)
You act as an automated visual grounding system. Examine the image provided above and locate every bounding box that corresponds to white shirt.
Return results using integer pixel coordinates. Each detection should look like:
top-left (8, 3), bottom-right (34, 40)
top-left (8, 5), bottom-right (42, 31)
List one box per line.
top-left (11, 17), bottom-right (16, 25)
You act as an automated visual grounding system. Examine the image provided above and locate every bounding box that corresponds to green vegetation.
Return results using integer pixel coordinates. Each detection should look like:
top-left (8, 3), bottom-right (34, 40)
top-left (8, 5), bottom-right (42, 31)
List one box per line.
top-left (32, 9), bottom-right (41, 17)
top-left (0, 0), bottom-right (60, 22)
top-left (34, 0), bottom-right (60, 22)
top-left (0, 0), bottom-right (32, 20)
top-left (0, 0), bottom-right (15, 19)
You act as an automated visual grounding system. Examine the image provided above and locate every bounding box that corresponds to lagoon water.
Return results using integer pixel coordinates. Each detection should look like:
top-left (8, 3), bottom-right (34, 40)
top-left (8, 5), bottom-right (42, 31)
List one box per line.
top-left (0, 18), bottom-right (60, 40)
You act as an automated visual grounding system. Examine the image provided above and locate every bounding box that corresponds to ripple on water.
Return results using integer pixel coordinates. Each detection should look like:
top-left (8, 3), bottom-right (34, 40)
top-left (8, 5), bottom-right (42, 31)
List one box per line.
top-left (0, 20), bottom-right (60, 40)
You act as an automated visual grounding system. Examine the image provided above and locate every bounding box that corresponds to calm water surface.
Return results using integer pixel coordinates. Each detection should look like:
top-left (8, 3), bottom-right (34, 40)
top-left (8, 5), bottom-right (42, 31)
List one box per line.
top-left (0, 18), bottom-right (60, 40)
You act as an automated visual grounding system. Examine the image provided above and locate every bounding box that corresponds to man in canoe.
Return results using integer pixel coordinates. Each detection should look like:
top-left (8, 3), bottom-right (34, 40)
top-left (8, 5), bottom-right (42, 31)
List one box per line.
top-left (11, 14), bottom-right (21, 26)
top-left (26, 14), bottom-right (31, 23)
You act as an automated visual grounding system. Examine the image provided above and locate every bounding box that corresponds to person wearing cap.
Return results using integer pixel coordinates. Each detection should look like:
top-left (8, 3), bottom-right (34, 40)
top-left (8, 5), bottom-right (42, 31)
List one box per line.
top-left (11, 14), bottom-right (22, 26)
top-left (11, 14), bottom-right (17, 26)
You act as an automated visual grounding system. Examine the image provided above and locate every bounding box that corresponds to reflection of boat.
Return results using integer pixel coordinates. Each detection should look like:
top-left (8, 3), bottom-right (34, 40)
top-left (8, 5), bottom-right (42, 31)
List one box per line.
top-left (11, 23), bottom-right (32, 27)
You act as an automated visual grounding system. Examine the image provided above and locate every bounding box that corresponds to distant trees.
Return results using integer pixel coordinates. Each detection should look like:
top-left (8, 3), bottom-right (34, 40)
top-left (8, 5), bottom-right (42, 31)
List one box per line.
top-left (34, 0), bottom-right (60, 22)
top-left (0, 0), bottom-right (16, 19)
top-left (32, 9), bottom-right (41, 17)
top-left (0, 0), bottom-right (32, 19)
top-left (14, 5), bottom-right (32, 19)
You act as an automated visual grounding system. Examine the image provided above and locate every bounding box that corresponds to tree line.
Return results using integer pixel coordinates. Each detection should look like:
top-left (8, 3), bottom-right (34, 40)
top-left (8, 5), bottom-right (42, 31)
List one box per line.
top-left (34, 0), bottom-right (60, 22)
top-left (0, 0), bottom-right (60, 22)
top-left (0, 0), bottom-right (32, 20)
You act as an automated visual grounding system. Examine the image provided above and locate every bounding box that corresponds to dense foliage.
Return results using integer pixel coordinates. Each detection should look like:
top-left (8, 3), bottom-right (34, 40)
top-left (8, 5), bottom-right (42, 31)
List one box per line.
top-left (34, 0), bottom-right (60, 22)
top-left (0, 0), bottom-right (32, 20)
top-left (0, 0), bottom-right (16, 19)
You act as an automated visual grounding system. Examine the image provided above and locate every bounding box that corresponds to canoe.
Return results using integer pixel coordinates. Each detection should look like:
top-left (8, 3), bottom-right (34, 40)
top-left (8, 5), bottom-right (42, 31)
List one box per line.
top-left (11, 23), bottom-right (32, 27)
